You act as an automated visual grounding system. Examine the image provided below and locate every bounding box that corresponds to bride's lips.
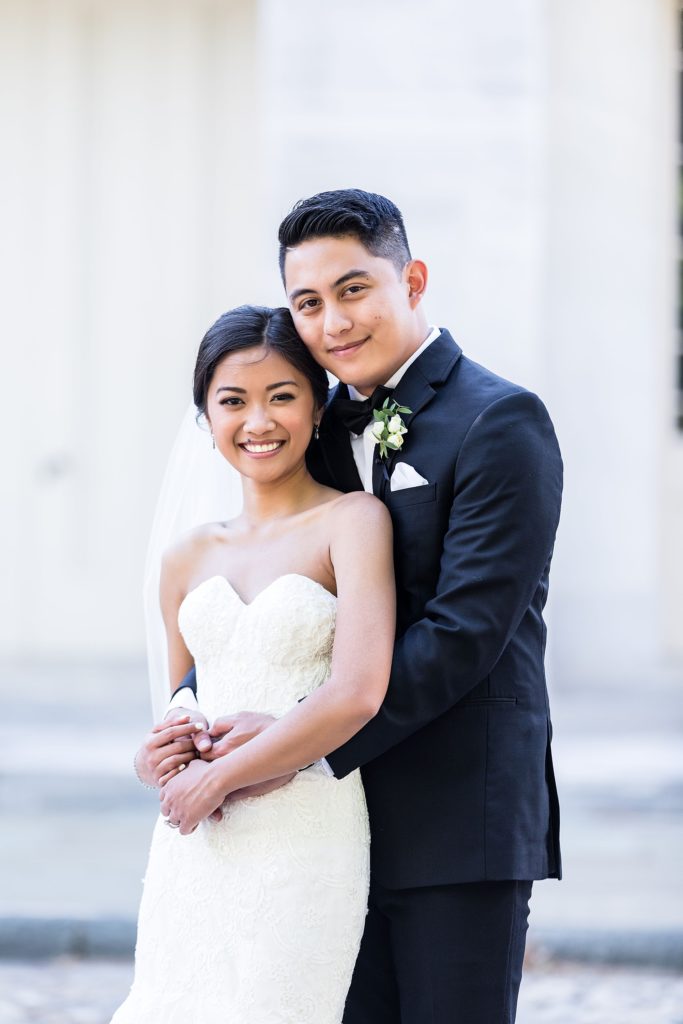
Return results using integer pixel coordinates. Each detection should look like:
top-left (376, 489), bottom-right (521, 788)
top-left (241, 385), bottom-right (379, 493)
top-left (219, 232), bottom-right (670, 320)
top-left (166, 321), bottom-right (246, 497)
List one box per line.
top-left (328, 336), bottom-right (370, 358)
top-left (238, 440), bottom-right (286, 458)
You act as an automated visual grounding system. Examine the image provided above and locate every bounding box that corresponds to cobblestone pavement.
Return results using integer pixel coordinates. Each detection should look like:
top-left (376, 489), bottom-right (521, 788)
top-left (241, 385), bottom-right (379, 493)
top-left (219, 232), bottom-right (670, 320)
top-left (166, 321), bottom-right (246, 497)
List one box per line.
top-left (0, 958), bottom-right (682, 1024)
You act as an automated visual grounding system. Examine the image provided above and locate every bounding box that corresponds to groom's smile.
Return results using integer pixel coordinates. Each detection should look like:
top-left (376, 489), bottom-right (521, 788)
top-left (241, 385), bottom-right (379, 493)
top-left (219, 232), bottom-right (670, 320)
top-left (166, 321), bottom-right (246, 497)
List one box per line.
top-left (283, 236), bottom-right (429, 395)
top-left (327, 335), bottom-right (370, 359)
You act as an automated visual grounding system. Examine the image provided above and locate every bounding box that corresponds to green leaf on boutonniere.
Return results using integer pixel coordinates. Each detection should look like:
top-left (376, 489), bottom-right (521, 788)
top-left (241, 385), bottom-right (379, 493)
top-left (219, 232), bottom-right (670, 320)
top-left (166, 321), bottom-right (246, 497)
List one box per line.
top-left (371, 399), bottom-right (412, 459)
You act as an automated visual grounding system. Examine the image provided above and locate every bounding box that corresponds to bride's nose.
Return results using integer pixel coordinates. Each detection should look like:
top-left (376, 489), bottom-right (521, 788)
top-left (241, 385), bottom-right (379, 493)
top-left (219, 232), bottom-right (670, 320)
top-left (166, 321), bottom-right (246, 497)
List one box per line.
top-left (244, 405), bottom-right (277, 435)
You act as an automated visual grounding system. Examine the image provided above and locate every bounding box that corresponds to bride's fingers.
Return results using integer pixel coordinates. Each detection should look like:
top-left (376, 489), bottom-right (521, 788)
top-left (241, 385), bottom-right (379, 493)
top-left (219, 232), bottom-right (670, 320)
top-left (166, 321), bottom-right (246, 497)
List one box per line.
top-left (155, 737), bottom-right (196, 757)
top-left (156, 752), bottom-right (195, 780)
top-left (148, 721), bottom-right (205, 747)
top-left (158, 765), bottom-right (183, 786)
top-left (152, 715), bottom-right (190, 733)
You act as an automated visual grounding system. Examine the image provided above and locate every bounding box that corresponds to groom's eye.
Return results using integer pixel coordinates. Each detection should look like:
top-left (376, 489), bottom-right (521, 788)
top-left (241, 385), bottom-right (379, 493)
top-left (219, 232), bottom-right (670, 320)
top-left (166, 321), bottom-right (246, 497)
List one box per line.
top-left (298, 298), bottom-right (319, 312)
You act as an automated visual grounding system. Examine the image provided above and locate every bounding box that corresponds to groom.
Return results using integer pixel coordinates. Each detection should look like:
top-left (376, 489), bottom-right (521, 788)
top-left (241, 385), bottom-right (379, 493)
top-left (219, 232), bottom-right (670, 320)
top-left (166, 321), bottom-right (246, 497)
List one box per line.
top-left (172, 189), bottom-right (562, 1023)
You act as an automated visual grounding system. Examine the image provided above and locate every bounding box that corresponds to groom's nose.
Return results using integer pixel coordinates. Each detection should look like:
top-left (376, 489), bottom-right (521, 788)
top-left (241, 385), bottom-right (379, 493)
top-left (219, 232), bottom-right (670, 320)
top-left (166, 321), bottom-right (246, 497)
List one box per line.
top-left (323, 303), bottom-right (353, 338)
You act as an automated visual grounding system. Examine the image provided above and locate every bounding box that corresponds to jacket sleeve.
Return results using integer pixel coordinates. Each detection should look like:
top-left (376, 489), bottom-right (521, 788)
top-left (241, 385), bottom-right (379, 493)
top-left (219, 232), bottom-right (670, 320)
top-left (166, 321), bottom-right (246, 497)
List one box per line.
top-left (325, 390), bottom-right (563, 778)
top-left (170, 665), bottom-right (197, 700)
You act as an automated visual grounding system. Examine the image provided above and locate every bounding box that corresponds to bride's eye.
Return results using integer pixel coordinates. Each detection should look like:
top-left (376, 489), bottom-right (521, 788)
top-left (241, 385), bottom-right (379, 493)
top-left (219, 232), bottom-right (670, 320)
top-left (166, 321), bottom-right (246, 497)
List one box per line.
top-left (271, 392), bottom-right (295, 403)
top-left (219, 396), bottom-right (244, 406)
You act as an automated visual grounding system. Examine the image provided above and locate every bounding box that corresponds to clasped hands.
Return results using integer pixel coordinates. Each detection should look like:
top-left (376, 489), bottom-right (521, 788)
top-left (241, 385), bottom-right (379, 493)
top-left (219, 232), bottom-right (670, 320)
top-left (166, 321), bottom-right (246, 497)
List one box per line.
top-left (135, 710), bottom-right (295, 835)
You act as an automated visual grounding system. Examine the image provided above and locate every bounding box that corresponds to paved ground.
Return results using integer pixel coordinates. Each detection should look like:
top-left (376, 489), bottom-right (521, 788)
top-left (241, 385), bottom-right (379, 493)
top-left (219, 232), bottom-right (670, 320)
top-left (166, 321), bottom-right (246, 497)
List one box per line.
top-left (0, 956), bottom-right (682, 1024)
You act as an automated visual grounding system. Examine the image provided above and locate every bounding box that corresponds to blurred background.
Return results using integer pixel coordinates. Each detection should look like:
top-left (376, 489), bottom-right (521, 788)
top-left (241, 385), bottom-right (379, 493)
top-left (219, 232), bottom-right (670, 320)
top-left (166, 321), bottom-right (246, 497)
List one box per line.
top-left (0, 0), bottom-right (681, 1018)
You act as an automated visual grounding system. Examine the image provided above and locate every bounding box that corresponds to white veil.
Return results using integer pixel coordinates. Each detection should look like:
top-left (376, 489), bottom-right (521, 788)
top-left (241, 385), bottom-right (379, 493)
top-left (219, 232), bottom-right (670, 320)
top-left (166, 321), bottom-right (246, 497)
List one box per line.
top-left (143, 403), bottom-right (244, 720)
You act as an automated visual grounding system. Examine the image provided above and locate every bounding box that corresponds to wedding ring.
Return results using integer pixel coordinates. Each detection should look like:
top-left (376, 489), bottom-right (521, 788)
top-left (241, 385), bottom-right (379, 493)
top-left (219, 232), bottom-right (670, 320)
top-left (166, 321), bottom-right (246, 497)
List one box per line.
top-left (165, 819), bottom-right (180, 829)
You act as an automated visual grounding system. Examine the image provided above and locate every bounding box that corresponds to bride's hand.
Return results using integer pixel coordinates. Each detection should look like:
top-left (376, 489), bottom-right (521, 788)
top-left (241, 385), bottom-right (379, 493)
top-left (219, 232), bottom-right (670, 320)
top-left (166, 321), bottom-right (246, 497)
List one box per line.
top-left (159, 759), bottom-right (224, 835)
top-left (200, 712), bottom-right (277, 762)
top-left (163, 706), bottom-right (212, 755)
top-left (135, 717), bottom-right (203, 787)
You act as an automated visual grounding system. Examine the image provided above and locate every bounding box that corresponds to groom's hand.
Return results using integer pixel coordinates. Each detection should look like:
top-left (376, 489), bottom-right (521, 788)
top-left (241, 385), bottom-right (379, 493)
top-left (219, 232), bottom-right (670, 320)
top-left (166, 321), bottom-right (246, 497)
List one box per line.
top-left (201, 712), bottom-right (276, 761)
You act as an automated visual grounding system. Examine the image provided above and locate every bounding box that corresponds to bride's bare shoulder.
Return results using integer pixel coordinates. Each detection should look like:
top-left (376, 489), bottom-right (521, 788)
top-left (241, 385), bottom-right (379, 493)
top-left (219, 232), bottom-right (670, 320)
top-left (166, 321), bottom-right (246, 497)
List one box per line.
top-left (327, 490), bottom-right (391, 531)
top-left (160, 521), bottom-right (235, 579)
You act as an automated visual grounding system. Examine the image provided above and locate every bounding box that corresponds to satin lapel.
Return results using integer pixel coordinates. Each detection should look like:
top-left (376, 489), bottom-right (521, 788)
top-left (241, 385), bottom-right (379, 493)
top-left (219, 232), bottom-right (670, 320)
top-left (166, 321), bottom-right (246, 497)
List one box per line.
top-left (318, 384), bottom-right (364, 493)
top-left (372, 330), bottom-right (462, 498)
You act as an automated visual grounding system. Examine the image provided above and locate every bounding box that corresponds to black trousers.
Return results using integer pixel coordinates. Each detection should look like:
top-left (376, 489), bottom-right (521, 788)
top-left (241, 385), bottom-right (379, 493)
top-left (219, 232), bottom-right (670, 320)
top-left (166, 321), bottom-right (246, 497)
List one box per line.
top-left (342, 878), bottom-right (533, 1024)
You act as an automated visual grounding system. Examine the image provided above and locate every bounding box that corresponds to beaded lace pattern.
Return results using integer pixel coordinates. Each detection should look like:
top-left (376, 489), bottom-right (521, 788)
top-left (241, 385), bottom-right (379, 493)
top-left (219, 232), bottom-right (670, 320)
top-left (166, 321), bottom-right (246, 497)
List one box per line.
top-left (111, 574), bottom-right (370, 1024)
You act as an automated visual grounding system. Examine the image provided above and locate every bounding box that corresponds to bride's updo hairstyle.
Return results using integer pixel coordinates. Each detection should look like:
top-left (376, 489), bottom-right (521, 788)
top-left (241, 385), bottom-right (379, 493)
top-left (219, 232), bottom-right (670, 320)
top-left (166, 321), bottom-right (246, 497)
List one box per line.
top-left (193, 305), bottom-right (329, 417)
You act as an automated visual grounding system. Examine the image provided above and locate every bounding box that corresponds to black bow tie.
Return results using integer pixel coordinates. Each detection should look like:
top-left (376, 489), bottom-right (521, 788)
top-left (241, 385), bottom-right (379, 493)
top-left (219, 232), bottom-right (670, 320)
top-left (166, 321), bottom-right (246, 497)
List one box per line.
top-left (330, 386), bottom-right (395, 435)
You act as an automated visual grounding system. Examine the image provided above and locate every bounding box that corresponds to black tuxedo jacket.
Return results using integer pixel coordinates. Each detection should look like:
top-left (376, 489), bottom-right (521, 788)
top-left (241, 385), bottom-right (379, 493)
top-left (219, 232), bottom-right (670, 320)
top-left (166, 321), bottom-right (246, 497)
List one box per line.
top-left (306, 329), bottom-right (563, 889)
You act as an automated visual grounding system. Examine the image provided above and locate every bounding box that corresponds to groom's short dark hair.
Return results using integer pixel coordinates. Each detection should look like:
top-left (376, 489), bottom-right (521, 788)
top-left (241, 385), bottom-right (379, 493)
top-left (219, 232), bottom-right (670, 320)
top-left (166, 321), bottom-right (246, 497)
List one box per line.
top-left (278, 189), bottom-right (412, 281)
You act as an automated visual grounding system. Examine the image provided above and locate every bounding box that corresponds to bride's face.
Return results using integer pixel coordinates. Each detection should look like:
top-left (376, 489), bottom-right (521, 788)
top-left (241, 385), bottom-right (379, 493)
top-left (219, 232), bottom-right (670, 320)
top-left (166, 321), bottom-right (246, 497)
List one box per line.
top-left (205, 346), bottom-right (320, 480)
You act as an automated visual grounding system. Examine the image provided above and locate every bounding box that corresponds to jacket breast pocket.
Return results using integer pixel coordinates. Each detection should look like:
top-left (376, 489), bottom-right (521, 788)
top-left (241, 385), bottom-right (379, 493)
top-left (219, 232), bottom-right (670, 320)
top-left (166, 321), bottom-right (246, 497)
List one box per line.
top-left (386, 482), bottom-right (437, 510)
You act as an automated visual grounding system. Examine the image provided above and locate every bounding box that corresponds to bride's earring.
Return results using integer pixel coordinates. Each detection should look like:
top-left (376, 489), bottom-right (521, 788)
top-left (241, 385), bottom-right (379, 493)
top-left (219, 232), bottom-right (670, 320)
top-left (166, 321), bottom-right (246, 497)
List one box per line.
top-left (211, 432), bottom-right (216, 450)
top-left (314, 422), bottom-right (320, 441)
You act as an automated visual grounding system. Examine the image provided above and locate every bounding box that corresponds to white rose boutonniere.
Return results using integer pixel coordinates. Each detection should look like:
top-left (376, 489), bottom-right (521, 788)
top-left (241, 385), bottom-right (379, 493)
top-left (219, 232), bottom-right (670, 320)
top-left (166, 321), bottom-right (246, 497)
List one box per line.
top-left (372, 398), bottom-right (411, 459)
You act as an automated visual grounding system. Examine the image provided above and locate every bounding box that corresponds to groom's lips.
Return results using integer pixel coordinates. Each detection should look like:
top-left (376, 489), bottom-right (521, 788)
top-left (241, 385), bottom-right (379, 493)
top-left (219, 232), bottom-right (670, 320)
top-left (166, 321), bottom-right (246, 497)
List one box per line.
top-left (328, 336), bottom-right (370, 358)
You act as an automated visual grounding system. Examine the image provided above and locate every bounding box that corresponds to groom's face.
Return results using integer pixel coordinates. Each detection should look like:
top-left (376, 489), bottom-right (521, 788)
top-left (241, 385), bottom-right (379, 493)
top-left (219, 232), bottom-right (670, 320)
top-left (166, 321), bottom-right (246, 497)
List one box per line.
top-left (284, 235), bottom-right (426, 395)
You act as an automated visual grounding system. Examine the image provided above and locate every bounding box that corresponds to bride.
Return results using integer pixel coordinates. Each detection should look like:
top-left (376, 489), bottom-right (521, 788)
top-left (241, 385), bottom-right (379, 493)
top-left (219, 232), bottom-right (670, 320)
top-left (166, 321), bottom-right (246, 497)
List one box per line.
top-left (111, 305), bottom-right (395, 1024)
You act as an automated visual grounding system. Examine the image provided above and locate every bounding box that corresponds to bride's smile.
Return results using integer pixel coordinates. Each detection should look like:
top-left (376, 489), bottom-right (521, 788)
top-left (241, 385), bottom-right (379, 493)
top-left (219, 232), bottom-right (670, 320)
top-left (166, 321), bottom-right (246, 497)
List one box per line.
top-left (240, 440), bottom-right (286, 456)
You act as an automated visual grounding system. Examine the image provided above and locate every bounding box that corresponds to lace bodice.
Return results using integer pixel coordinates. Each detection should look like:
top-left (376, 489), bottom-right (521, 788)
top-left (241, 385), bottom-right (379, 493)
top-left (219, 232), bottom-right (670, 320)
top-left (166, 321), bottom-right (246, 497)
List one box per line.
top-left (178, 573), bottom-right (337, 720)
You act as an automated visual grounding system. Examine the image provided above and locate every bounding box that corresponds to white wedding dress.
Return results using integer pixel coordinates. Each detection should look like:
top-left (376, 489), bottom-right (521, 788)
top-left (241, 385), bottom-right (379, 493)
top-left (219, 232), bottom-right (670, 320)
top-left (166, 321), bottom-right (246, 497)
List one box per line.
top-left (112, 574), bottom-right (370, 1024)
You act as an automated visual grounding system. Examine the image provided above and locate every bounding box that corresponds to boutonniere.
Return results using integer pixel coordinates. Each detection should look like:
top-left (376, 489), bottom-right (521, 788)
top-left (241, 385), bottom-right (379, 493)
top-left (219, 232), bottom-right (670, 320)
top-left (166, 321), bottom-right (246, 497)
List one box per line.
top-left (370, 398), bottom-right (412, 459)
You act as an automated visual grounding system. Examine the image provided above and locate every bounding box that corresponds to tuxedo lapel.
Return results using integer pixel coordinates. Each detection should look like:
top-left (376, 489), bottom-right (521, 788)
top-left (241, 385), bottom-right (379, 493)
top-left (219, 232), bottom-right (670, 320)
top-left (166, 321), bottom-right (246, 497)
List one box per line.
top-left (391, 329), bottom-right (462, 418)
top-left (373, 330), bottom-right (462, 497)
top-left (317, 384), bottom-right (364, 492)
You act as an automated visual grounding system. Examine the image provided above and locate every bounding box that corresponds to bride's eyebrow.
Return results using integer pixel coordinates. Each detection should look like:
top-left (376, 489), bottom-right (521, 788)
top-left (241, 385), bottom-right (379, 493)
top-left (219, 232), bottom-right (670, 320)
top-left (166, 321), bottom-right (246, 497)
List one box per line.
top-left (215, 380), bottom-right (299, 395)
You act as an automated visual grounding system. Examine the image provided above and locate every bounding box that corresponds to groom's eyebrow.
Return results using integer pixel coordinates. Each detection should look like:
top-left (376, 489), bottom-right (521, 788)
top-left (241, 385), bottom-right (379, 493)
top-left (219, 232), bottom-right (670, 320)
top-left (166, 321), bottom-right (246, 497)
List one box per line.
top-left (288, 269), bottom-right (371, 302)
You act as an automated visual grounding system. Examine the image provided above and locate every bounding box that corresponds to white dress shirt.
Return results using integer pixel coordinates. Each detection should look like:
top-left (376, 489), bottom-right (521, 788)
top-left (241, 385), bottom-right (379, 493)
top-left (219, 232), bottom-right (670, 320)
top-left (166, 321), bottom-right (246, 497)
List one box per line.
top-left (347, 326), bottom-right (440, 492)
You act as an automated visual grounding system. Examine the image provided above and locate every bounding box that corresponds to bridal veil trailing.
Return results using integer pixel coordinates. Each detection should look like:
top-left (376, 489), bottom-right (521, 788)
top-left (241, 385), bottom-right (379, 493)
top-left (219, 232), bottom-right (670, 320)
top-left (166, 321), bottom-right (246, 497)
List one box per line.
top-left (143, 403), bottom-right (243, 720)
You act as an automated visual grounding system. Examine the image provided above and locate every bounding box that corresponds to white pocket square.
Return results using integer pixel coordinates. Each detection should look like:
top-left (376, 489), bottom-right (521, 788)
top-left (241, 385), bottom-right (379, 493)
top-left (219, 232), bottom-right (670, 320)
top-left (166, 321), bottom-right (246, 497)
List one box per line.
top-left (390, 462), bottom-right (429, 492)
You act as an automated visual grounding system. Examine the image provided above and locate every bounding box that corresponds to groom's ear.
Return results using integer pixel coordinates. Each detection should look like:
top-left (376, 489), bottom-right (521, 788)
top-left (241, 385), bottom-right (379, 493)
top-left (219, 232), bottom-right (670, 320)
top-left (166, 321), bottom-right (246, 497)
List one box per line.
top-left (404, 259), bottom-right (428, 308)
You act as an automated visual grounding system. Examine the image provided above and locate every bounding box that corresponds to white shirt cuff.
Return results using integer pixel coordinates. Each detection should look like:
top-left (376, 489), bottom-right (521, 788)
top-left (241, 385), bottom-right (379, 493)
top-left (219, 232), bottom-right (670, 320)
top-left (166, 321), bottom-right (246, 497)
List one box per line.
top-left (165, 686), bottom-right (199, 716)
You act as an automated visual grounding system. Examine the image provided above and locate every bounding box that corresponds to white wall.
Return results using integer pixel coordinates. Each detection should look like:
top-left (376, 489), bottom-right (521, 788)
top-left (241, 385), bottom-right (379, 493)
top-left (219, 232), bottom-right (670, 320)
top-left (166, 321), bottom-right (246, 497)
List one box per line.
top-left (1, 0), bottom-right (679, 683)
top-left (0, 0), bottom-right (263, 657)
top-left (545, 0), bottom-right (679, 681)
top-left (259, 0), bottom-right (550, 390)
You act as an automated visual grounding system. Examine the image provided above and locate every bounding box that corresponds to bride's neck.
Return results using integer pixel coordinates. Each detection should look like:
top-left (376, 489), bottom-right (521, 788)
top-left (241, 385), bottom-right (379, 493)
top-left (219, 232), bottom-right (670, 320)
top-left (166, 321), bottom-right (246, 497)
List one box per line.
top-left (239, 465), bottom-right (320, 525)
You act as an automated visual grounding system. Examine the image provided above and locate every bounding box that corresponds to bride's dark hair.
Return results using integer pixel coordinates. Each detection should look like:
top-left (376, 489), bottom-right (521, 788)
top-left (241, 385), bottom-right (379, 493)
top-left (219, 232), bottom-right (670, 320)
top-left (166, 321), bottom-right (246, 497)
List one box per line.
top-left (193, 305), bottom-right (329, 416)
